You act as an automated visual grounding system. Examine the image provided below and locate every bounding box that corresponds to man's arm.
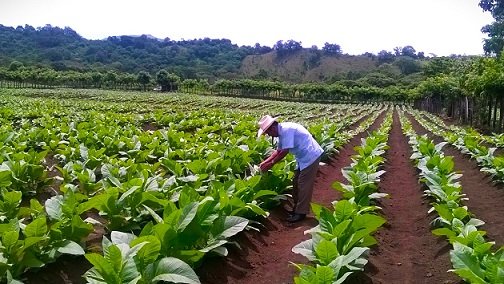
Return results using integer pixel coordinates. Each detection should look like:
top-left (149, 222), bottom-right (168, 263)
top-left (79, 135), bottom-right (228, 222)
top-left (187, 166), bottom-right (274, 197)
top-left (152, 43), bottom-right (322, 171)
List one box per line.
top-left (259, 149), bottom-right (289, 172)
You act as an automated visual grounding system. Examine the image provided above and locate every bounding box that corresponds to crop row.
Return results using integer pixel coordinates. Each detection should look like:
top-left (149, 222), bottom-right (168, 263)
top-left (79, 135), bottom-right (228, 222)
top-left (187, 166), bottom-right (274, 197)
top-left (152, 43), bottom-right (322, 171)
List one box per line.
top-left (291, 110), bottom-right (392, 283)
top-left (400, 110), bottom-right (504, 283)
top-left (407, 108), bottom-right (504, 183)
top-left (0, 91), bottom-right (383, 282)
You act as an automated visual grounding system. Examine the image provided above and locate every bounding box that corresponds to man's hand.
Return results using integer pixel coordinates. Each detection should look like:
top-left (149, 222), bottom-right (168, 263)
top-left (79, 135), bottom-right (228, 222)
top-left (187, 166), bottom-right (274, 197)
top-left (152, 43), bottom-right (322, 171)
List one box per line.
top-left (259, 160), bottom-right (273, 172)
top-left (259, 149), bottom-right (289, 172)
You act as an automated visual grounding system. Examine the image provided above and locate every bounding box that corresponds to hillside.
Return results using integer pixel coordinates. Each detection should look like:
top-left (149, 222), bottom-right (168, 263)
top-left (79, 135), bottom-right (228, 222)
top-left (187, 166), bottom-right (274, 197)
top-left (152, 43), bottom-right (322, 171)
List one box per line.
top-left (240, 51), bottom-right (381, 82)
top-left (0, 24), bottom-right (414, 83)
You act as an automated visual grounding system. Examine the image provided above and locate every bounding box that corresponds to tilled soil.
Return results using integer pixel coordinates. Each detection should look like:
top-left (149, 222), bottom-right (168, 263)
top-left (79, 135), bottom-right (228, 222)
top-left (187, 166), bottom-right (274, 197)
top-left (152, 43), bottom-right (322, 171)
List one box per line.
top-left (365, 111), bottom-right (458, 284)
top-left (198, 112), bottom-right (387, 284)
top-left (408, 113), bottom-right (504, 247)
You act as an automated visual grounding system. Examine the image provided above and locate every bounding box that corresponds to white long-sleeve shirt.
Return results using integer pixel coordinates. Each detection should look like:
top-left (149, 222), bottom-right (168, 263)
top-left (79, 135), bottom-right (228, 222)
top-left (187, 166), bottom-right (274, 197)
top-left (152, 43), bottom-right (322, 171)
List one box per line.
top-left (277, 122), bottom-right (323, 170)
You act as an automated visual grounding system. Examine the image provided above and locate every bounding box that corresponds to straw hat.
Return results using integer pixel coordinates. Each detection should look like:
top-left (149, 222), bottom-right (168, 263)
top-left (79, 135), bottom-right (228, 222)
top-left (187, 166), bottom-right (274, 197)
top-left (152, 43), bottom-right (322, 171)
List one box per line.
top-left (257, 115), bottom-right (278, 137)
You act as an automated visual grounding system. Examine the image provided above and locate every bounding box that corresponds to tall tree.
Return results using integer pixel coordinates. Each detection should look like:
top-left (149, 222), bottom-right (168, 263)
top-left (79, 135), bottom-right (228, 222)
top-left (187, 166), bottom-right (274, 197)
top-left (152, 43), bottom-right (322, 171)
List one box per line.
top-left (480, 0), bottom-right (504, 55)
top-left (322, 43), bottom-right (342, 55)
top-left (137, 71), bottom-right (151, 91)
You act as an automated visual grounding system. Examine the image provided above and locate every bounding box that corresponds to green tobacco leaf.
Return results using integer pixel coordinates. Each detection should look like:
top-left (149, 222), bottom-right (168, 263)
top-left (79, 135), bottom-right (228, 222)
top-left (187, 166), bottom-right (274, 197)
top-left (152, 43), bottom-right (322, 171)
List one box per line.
top-left (311, 203), bottom-right (323, 219)
top-left (176, 202), bottom-right (199, 232)
top-left (450, 242), bottom-right (485, 282)
top-left (132, 236), bottom-right (161, 267)
top-left (105, 245), bottom-right (123, 275)
top-left (211, 216), bottom-right (248, 239)
top-left (24, 217), bottom-right (48, 237)
top-left (432, 228), bottom-right (456, 238)
top-left (152, 257), bottom-right (201, 284)
top-left (77, 194), bottom-right (108, 214)
top-left (23, 236), bottom-right (46, 250)
top-left (252, 190), bottom-right (278, 200)
top-left (6, 270), bottom-right (24, 284)
top-left (3, 191), bottom-right (22, 207)
top-left (45, 195), bottom-right (63, 220)
top-left (245, 203), bottom-right (269, 218)
top-left (22, 250), bottom-right (45, 268)
top-left (118, 186), bottom-right (141, 204)
top-left (111, 231), bottom-right (135, 245)
top-left (294, 264), bottom-right (316, 284)
top-left (330, 246), bottom-right (369, 269)
top-left (315, 265), bottom-right (335, 284)
top-left (332, 219), bottom-right (351, 238)
top-left (352, 214), bottom-right (385, 231)
top-left (85, 253), bottom-right (120, 284)
top-left (68, 215), bottom-right (94, 241)
top-left (315, 240), bottom-right (338, 265)
top-left (292, 239), bottom-right (316, 261)
top-left (2, 230), bottom-right (19, 249)
top-left (452, 268), bottom-right (487, 284)
top-left (334, 200), bottom-right (354, 222)
top-left (0, 170), bottom-right (12, 187)
top-left (57, 240), bottom-right (85, 255)
top-left (144, 205), bottom-right (164, 224)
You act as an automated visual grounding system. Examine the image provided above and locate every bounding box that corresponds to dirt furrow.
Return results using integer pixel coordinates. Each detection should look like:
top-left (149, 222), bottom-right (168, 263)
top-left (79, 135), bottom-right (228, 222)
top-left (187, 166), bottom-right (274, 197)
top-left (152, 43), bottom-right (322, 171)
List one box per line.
top-left (408, 113), bottom-right (504, 247)
top-left (364, 110), bottom-right (457, 284)
top-left (199, 111), bottom-right (386, 284)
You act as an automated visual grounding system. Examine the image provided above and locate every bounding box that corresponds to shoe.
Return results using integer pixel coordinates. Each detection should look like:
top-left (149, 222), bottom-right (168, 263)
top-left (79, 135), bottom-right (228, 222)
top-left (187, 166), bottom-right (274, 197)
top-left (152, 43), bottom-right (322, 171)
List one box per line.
top-left (286, 213), bottom-right (306, 223)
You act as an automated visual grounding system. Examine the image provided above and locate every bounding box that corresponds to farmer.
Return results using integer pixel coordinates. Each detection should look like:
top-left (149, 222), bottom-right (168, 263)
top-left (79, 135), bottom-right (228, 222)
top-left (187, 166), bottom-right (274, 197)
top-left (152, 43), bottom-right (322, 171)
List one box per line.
top-left (257, 115), bottom-right (323, 222)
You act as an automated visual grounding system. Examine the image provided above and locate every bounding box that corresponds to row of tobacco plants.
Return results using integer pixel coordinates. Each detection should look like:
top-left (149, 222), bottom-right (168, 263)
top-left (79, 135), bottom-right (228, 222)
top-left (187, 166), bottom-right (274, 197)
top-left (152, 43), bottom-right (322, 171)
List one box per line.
top-left (0, 88), bottom-right (381, 283)
top-left (400, 110), bottom-right (504, 283)
top-left (408, 108), bottom-right (504, 184)
top-left (291, 110), bottom-right (392, 283)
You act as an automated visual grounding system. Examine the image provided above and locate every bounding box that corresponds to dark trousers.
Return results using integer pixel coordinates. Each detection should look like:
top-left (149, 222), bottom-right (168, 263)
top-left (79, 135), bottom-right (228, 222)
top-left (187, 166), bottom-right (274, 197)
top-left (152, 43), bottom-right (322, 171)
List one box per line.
top-left (292, 156), bottom-right (321, 214)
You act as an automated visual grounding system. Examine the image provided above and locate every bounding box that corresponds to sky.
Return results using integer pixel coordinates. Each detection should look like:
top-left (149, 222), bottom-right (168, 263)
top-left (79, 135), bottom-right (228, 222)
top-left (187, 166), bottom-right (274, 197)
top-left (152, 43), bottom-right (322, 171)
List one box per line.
top-left (0, 0), bottom-right (495, 56)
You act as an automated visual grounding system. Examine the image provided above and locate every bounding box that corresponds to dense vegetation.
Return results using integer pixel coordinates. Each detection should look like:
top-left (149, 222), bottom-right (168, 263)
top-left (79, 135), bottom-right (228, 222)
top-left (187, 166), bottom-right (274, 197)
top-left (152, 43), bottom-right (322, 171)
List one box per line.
top-left (0, 24), bottom-right (270, 80)
top-left (2, 0), bottom-right (504, 134)
top-left (0, 24), bottom-right (433, 84)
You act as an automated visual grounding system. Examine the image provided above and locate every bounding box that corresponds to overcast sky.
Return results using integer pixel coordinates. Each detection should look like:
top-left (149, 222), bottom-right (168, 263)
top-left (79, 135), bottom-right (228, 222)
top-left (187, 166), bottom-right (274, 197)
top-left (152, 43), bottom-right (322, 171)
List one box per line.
top-left (0, 0), bottom-right (494, 56)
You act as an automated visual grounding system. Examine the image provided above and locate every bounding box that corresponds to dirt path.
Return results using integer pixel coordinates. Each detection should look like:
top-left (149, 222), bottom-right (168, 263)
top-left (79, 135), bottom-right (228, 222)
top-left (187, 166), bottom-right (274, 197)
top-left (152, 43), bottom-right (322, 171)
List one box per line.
top-left (408, 113), bottom-right (504, 247)
top-left (363, 111), bottom-right (457, 284)
top-left (199, 112), bottom-right (386, 284)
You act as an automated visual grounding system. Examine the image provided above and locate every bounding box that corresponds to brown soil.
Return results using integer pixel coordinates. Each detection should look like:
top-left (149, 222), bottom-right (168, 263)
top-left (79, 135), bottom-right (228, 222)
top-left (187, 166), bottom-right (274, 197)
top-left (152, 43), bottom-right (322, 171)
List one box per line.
top-left (142, 121), bottom-right (158, 131)
top-left (365, 111), bottom-right (458, 284)
top-left (23, 255), bottom-right (90, 284)
top-left (199, 111), bottom-right (386, 284)
top-left (408, 113), bottom-right (504, 247)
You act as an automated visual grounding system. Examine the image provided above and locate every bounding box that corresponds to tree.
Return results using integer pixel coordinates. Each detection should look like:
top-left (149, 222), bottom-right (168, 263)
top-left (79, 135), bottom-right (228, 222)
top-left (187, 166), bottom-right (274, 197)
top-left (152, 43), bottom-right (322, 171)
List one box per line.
top-left (480, 0), bottom-right (504, 20)
top-left (273, 40), bottom-right (302, 57)
top-left (156, 69), bottom-right (170, 91)
top-left (253, 43), bottom-right (272, 54)
top-left (156, 69), bottom-right (180, 92)
top-left (104, 71), bottom-right (117, 88)
top-left (393, 47), bottom-right (402, 56)
top-left (166, 73), bottom-right (181, 92)
top-left (422, 57), bottom-right (456, 77)
top-left (91, 72), bottom-right (103, 88)
top-left (377, 50), bottom-right (395, 65)
top-left (401, 45), bottom-right (417, 58)
top-left (137, 71), bottom-right (151, 91)
top-left (481, 21), bottom-right (504, 55)
top-left (8, 61), bottom-right (23, 71)
top-left (394, 56), bottom-right (422, 75)
top-left (322, 43), bottom-right (342, 55)
top-left (480, 0), bottom-right (504, 55)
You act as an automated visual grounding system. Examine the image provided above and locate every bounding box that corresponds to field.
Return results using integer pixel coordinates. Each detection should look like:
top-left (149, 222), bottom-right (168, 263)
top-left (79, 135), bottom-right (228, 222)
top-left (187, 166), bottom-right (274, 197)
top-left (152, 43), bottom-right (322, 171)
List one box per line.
top-left (0, 88), bottom-right (503, 284)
